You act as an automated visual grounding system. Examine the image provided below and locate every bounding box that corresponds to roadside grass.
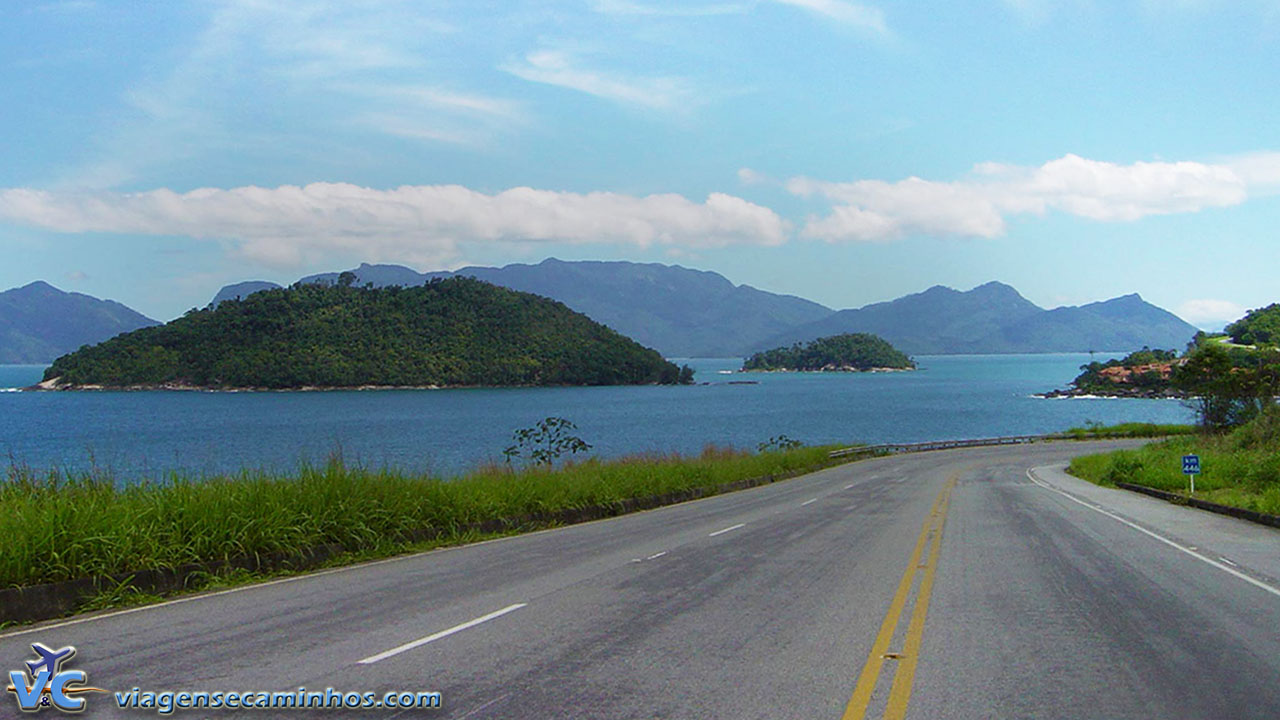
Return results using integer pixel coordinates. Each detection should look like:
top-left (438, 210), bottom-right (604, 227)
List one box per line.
top-left (24, 527), bottom-right (534, 625)
top-left (1067, 416), bottom-right (1280, 516)
top-left (0, 444), bottom-right (854, 593)
top-left (1058, 422), bottom-right (1196, 439)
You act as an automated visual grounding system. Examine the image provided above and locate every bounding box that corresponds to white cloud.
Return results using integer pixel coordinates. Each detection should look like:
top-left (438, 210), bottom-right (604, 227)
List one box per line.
top-left (792, 153), bottom-right (1274, 242)
top-left (590, 0), bottom-right (750, 16)
top-left (1177, 299), bottom-right (1249, 330)
top-left (772, 0), bottom-right (888, 33)
top-left (502, 50), bottom-right (698, 111)
top-left (737, 167), bottom-right (770, 185)
top-left (0, 183), bottom-right (787, 268)
top-left (62, 1), bottom-right (495, 187)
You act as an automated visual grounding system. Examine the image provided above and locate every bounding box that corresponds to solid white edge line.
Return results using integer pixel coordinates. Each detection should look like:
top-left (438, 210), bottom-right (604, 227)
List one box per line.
top-left (1026, 467), bottom-right (1280, 600)
top-left (645, 551), bottom-right (668, 560)
top-left (357, 603), bottom-right (527, 665)
top-left (801, 498), bottom-right (818, 506)
top-left (708, 523), bottom-right (746, 537)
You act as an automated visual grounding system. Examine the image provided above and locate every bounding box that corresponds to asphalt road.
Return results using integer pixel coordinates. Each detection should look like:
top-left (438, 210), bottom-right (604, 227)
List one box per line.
top-left (3, 440), bottom-right (1279, 719)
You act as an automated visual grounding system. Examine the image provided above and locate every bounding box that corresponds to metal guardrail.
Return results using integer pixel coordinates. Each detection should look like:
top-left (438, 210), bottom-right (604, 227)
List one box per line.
top-left (829, 434), bottom-right (1065, 458)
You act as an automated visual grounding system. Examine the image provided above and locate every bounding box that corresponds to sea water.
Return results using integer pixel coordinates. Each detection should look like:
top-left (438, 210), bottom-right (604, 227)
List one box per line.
top-left (0, 355), bottom-right (1191, 481)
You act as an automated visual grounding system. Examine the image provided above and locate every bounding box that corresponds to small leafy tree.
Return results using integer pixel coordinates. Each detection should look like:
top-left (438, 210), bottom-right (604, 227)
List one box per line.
top-left (503, 417), bottom-right (593, 466)
top-left (1173, 343), bottom-right (1253, 430)
top-left (757, 435), bottom-right (804, 452)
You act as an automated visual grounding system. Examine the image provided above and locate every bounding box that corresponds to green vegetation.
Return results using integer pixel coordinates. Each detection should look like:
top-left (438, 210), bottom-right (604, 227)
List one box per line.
top-left (1, 443), bottom-right (854, 592)
top-left (1225, 303), bottom-right (1280, 346)
top-left (502, 417), bottom-right (593, 466)
top-left (1068, 408), bottom-right (1280, 516)
top-left (1058, 421), bottom-right (1196, 439)
top-left (1173, 339), bottom-right (1280, 430)
top-left (43, 277), bottom-right (691, 389)
top-left (1068, 347), bottom-right (1179, 395)
top-left (743, 333), bottom-right (914, 372)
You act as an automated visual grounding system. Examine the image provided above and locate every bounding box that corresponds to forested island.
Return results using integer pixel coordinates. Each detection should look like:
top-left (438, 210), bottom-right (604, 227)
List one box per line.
top-left (1042, 347), bottom-right (1184, 399)
top-left (742, 333), bottom-right (914, 372)
top-left (38, 277), bottom-right (693, 390)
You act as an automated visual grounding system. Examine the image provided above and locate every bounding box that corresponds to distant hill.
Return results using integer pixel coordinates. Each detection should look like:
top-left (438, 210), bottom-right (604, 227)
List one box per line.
top-left (45, 277), bottom-right (687, 389)
top-left (0, 281), bottom-right (158, 364)
top-left (210, 280), bottom-right (282, 307)
top-left (268, 258), bottom-right (834, 357)
top-left (760, 282), bottom-right (1200, 355)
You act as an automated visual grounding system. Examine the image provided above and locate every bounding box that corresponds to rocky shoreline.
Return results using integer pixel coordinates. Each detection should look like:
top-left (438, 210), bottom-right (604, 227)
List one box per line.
top-left (1036, 386), bottom-right (1185, 399)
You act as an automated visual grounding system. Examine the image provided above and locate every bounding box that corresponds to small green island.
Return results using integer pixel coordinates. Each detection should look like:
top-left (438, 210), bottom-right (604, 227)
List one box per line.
top-left (742, 333), bottom-right (915, 372)
top-left (38, 276), bottom-right (693, 390)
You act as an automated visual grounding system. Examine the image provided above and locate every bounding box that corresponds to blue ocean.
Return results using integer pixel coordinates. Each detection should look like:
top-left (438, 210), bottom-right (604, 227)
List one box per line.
top-left (0, 355), bottom-right (1191, 481)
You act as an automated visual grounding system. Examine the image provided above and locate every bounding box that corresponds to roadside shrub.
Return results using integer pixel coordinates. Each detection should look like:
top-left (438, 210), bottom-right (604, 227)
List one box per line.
top-left (1103, 452), bottom-right (1144, 485)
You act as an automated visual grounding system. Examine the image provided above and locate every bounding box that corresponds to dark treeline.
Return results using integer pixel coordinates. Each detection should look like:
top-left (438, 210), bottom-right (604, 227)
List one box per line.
top-left (1226, 304), bottom-right (1280, 346)
top-left (743, 333), bottom-right (914, 371)
top-left (44, 277), bottom-right (691, 389)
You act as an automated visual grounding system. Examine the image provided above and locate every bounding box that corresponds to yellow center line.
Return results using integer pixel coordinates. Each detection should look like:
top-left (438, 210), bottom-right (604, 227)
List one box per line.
top-left (884, 482), bottom-right (951, 719)
top-left (841, 477), bottom-right (956, 720)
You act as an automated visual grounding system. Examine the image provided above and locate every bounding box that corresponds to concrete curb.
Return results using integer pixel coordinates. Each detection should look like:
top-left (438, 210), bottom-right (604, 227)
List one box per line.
top-left (1, 461), bottom-right (843, 625)
top-left (1114, 481), bottom-right (1280, 530)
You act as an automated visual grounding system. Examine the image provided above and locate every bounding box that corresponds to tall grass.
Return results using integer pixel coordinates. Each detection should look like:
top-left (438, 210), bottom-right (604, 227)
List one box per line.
top-left (1067, 412), bottom-right (1280, 516)
top-left (1, 445), bottom-right (849, 590)
top-left (1058, 422), bottom-right (1196, 439)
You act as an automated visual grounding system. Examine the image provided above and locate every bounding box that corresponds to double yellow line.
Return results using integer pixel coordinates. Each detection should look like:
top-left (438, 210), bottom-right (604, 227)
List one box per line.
top-left (841, 476), bottom-right (956, 720)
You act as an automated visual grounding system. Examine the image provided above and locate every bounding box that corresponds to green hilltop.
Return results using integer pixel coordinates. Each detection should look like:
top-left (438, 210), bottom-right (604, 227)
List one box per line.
top-left (743, 333), bottom-right (914, 372)
top-left (42, 277), bottom-right (691, 389)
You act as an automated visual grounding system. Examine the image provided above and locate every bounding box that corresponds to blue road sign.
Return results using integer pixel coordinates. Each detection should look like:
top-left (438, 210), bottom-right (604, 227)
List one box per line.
top-left (1183, 454), bottom-right (1200, 474)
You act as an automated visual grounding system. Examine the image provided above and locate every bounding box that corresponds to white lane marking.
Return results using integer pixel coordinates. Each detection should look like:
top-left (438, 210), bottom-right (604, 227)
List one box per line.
top-left (844, 484), bottom-right (856, 490)
top-left (708, 523), bottom-right (746, 537)
top-left (1027, 468), bottom-right (1280, 600)
top-left (801, 498), bottom-right (818, 506)
top-left (357, 604), bottom-right (527, 664)
top-left (631, 551), bottom-right (668, 562)
top-left (1220, 557), bottom-right (1239, 567)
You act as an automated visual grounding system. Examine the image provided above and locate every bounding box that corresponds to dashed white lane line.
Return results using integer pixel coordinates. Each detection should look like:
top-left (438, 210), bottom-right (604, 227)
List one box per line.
top-left (1027, 467), bottom-right (1280, 600)
top-left (358, 604), bottom-right (527, 664)
top-left (844, 484), bottom-right (856, 490)
top-left (708, 523), bottom-right (746, 537)
top-left (801, 498), bottom-right (818, 506)
top-left (630, 551), bottom-right (668, 563)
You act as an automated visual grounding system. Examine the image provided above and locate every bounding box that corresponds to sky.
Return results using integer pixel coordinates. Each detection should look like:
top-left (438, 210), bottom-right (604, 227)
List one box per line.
top-left (2, 0), bottom-right (1278, 329)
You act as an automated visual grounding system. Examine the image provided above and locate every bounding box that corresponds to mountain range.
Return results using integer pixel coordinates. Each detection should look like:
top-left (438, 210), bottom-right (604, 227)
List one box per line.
top-left (0, 281), bottom-right (158, 364)
top-left (756, 282), bottom-right (1198, 355)
top-left (0, 259), bottom-right (1203, 364)
top-left (209, 259), bottom-right (1200, 357)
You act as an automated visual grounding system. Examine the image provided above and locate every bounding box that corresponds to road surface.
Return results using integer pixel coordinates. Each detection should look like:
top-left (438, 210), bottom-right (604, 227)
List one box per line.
top-left (3, 440), bottom-right (1278, 718)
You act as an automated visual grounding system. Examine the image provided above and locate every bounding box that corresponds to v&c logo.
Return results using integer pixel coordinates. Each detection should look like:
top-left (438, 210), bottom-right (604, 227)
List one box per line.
top-left (6, 643), bottom-right (106, 713)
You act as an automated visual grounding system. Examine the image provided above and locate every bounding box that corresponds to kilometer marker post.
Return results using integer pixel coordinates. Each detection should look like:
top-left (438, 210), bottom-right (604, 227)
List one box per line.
top-left (1182, 454), bottom-right (1200, 495)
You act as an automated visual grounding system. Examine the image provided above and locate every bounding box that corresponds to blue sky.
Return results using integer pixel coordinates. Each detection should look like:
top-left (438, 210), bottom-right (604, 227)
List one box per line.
top-left (2, 0), bottom-right (1278, 329)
